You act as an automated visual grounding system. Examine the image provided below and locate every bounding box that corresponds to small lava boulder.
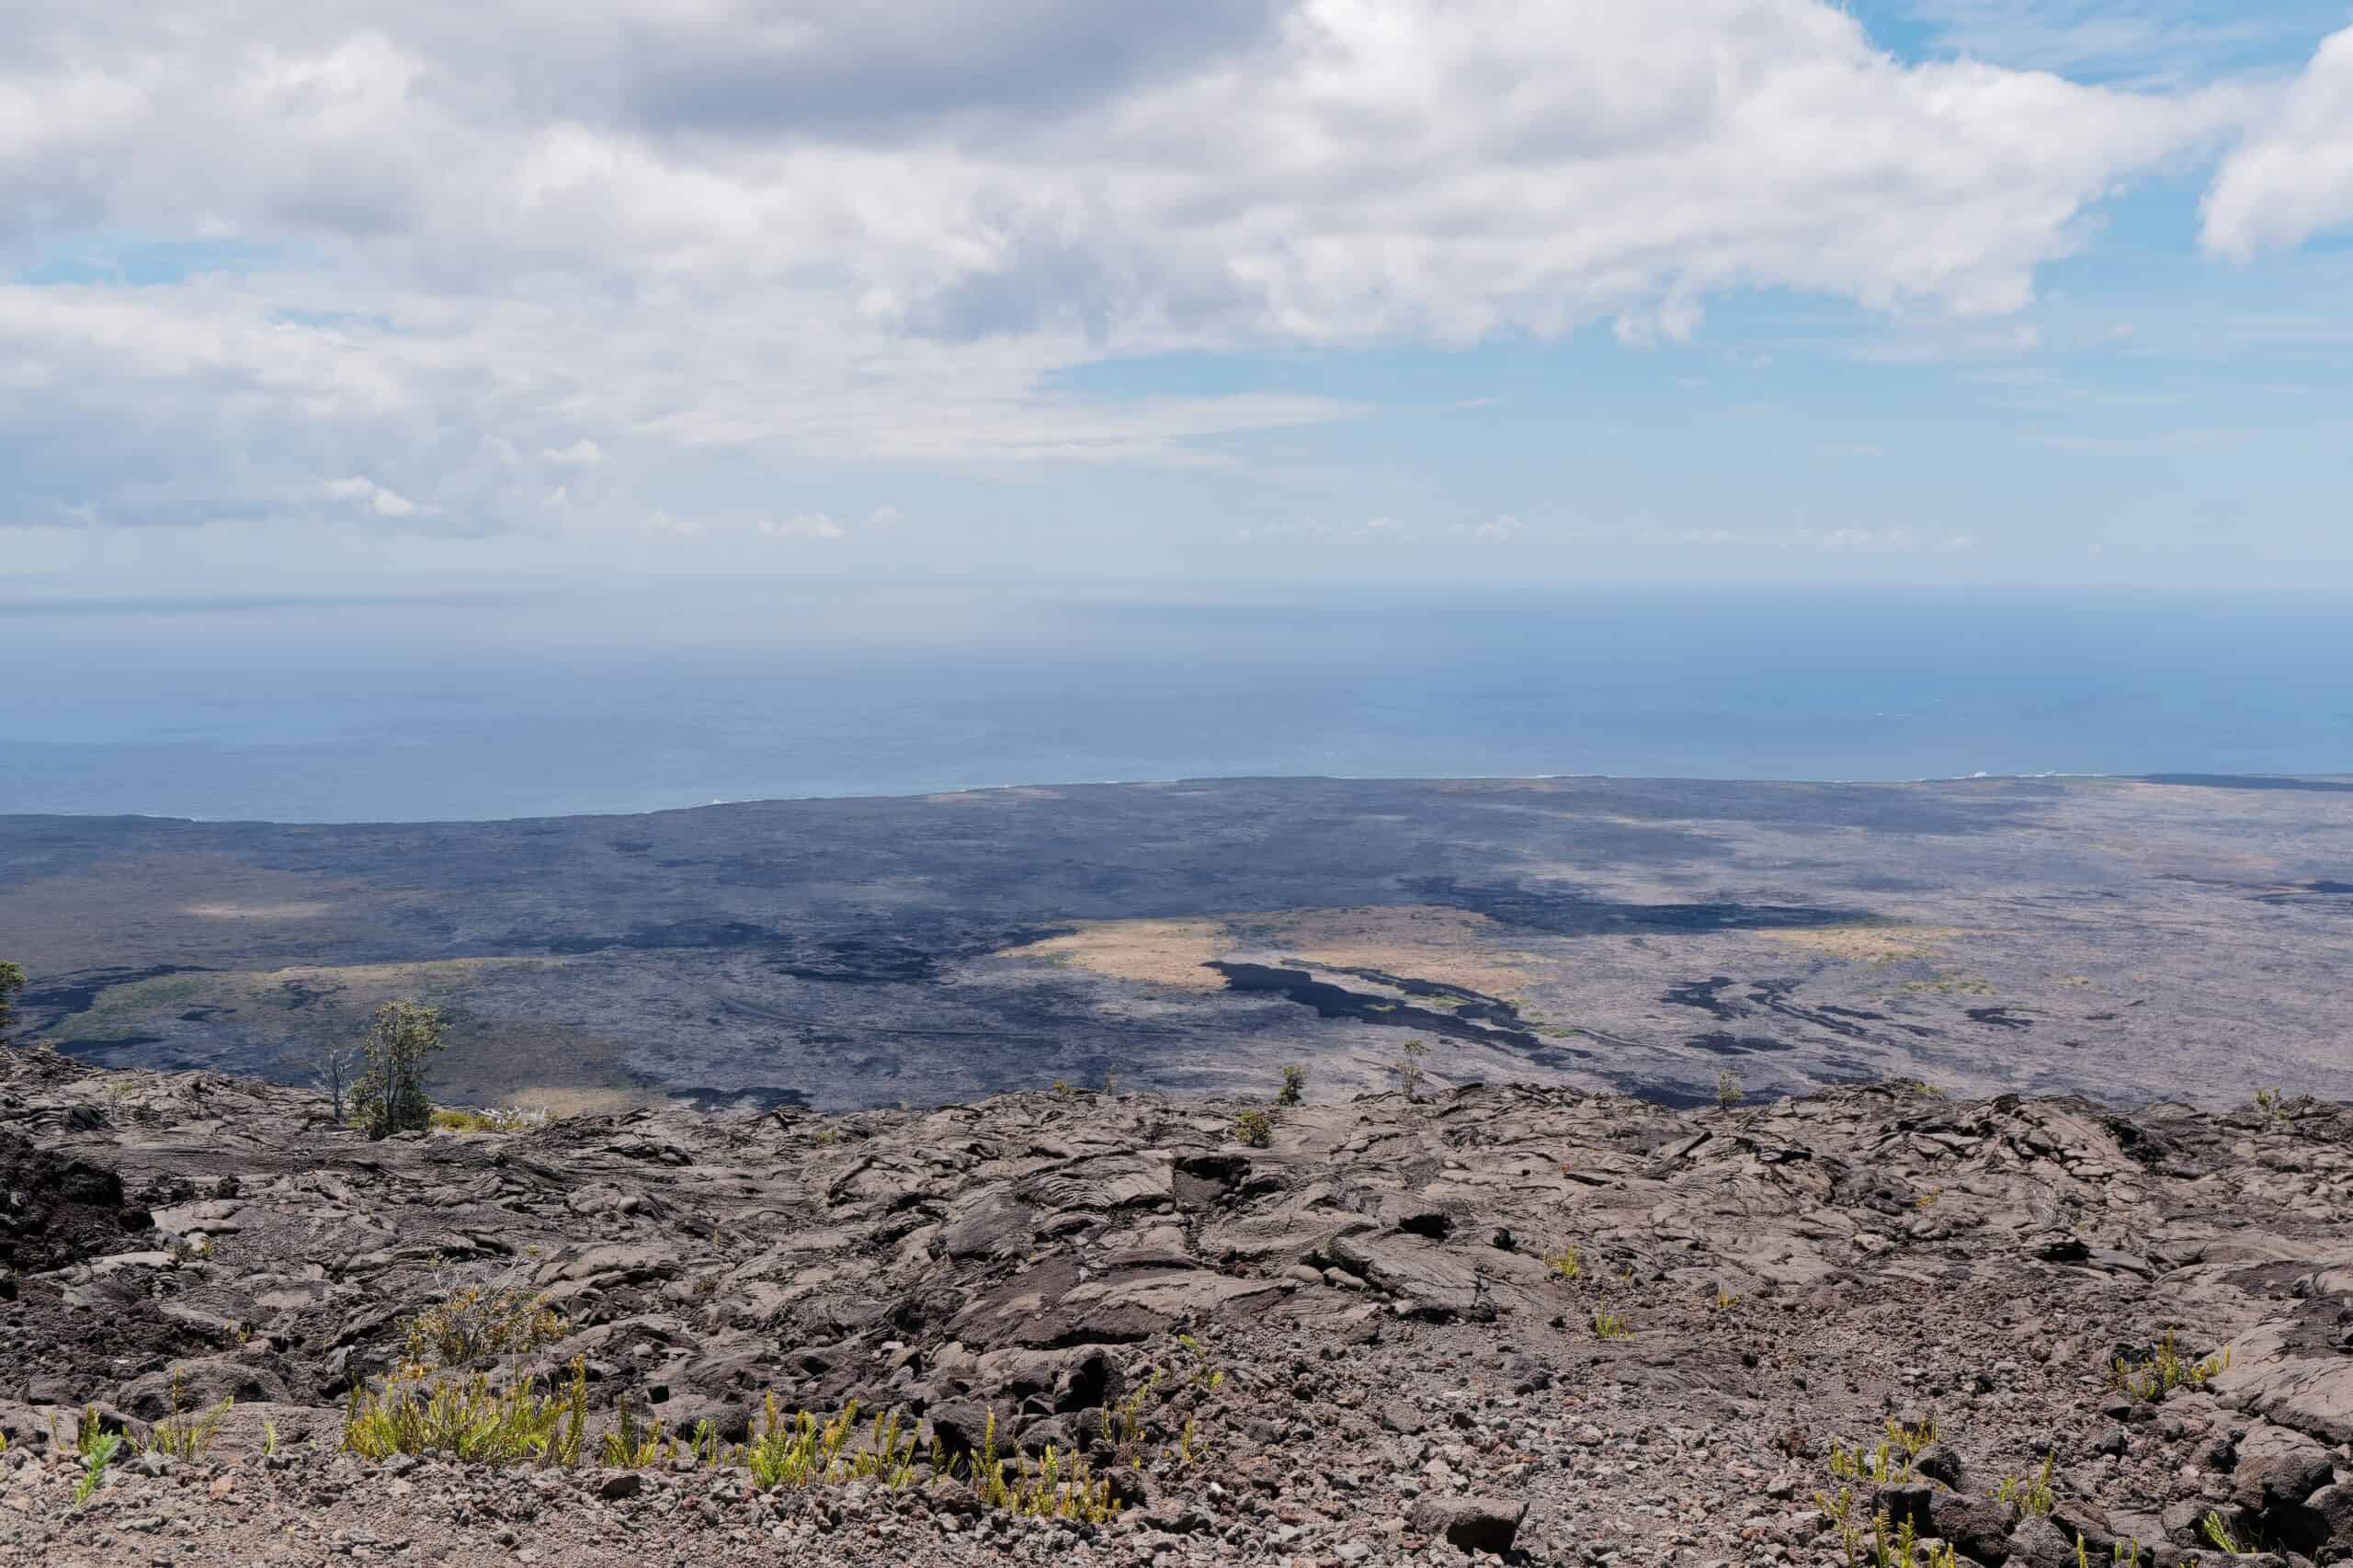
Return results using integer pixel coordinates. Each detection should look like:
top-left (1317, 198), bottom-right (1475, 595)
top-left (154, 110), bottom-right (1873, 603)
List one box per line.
top-left (1410, 1494), bottom-right (1529, 1553)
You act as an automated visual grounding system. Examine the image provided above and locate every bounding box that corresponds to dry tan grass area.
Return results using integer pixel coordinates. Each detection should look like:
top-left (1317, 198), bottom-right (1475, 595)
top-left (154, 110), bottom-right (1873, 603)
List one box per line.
top-left (1000, 905), bottom-right (1533, 996)
top-left (1757, 923), bottom-right (1965, 964)
top-left (997, 919), bottom-right (1234, 988)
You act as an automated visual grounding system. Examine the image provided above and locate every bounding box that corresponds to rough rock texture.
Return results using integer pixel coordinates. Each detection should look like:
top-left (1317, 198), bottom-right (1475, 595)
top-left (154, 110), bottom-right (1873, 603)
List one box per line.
top-left (6, 1047), bottom-right (2353, 1566)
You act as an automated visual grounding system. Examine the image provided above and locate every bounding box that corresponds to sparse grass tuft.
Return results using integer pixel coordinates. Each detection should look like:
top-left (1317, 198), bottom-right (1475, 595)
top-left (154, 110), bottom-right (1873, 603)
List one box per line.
top-left (1830, 1418), bottom-right (1938, 1487)
top-left (1543, 1244), bottom-right (1582, 1280)
top-left (1995, 1452), bottom-right (2056, 1517)
top-left (2111, 1331), bottom-right (2229, 1402)
top-left (342, 1358), bottom-right (588, 1464)
top-left (2201, 1509), bottom-right (2241, 1554)
top-left (139, 1372), bottom-right (233, 1461)
top-left (1592, 1309), bottom-right (1631, 1339)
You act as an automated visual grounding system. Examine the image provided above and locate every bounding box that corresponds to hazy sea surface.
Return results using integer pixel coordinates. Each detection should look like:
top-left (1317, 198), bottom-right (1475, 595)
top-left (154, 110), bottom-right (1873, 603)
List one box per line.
top-left (4, 582), bottom-right (2347, 823)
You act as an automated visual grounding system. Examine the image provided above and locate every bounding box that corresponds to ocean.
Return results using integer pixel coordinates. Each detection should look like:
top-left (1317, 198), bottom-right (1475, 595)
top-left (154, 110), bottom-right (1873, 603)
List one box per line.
top-left (4, 581), bottom-right (2347, 823)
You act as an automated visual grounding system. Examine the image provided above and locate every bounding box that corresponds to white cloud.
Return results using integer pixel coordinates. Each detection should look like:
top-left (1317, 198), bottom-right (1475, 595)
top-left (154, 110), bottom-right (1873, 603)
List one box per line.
top-left (1451, 514), bottom-right (1525, 541)
top-left (324, 475), bottom-right (429, 517)
top-left (540, 438), bottom-right (605, 467)
top-left (757, 512), bottom-right (847, 540)
top-left (2202, 26), bottom-right (2353, 257)
top-left (0, 2), bottom-right (2282, 540)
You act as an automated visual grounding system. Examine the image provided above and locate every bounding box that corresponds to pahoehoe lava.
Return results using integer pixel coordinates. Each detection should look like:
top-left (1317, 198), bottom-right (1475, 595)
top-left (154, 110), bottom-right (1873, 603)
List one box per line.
top-left (1205, 961), bottom-right (1583, 1065)
top-left (1406, 876), bottom-right (1871, 936)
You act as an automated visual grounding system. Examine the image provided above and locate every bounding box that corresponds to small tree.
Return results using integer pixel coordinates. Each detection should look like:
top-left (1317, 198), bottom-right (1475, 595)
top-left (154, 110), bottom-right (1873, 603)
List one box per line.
top-left (0, 960), bottom-right (25, 1041)
top-left (349, 1001), bottom-right (448, 1139)
top-left (315, 1044), bottom-right (355, 1125)
top-left (1276, 1062), bottom-right (1307, 1107)
top-left (1397, 1039), bottom-right (1431, 1102)
top-left (1716, 1067), bottom-right (1745, 1114)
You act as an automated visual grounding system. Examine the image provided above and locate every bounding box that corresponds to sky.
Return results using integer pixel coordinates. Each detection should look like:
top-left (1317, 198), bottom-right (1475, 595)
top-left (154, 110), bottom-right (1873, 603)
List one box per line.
top-left (5, 1), bottom-right (2353, 595)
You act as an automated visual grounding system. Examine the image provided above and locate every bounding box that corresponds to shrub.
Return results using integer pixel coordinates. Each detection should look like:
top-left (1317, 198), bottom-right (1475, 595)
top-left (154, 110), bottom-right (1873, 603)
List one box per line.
top-left (1716, 1067), bottom-right (1745, 1112)
top-left (403, 1282), bottom-right (566, 1369)
top-left (1233, 1108), bottom-right (1273, 1147)
top-left (1276, 1062), bottom-right (1307, 1107)
top-left (0, 960), bottom-right (25, 1041)
top-left (349, 1001), bottom-right (449, 1139)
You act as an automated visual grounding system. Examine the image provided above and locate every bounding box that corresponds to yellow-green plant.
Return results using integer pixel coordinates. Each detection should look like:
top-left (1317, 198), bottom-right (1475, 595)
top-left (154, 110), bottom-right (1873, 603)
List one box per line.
top-left (974, 1426), bottom-right (1120, 1523)
top-left (2112, 1332), bottom-right (2229, 1402)
top-left (261, 1419), bottom-right (279, 1459)
top-left (2200, 1510), bottom-right (2241, 1555)
top-left (1167, 1416), bottom-right (1206, 1469)
top-left (74, 1426), bottom-right (119, 1507)
top-left (1543, 1244), bottom-right (1582, 1279)
top-left (1712, 1287), bottom-right (1740, 1311)
top-left (1593, 1309), bottom-right (1631, 1340)
top-left (743, 1397), bottom-right (918, 1490)
top-left (403, 1282), bottom-right (565, 1369)
top-left (599, 1392), bottom-right (677, 1468)
top-left (1829, 1420), bottom-right (1935, 1488)
top-left (1996, 1452), bottom-right (2055, 1517)
top-left (1915, 1187), bottom-right (1942, 1208)
top-left (1233, 1108), bottom-right (1273, 1147)
top-left (1097, 1381), bottom-right (1151, 1457)
top-left (140, 1372), bottom-right (233, 1461)
top-left (1816, 1492), bottom-right (1962, 1568)
top-left (1276, 1063), bottom-right (1307, 1107)
top-left (342, 1358), bottom-right (587, 1465)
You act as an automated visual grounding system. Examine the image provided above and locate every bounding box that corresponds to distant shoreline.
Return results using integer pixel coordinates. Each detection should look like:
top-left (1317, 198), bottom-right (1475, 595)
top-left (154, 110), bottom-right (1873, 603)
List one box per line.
top-left (7, 768), bottom-right (2353, 830)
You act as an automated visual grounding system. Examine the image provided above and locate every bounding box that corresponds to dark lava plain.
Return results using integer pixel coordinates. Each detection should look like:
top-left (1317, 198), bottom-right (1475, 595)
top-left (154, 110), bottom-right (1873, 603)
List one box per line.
top-left (2, 775), bottom-right (2347, 1112)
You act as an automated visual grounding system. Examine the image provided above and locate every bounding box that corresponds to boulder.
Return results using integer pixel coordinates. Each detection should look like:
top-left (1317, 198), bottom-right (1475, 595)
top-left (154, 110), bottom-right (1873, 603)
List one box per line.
top-left (1410, 1495), bottom-right (1529, 1553)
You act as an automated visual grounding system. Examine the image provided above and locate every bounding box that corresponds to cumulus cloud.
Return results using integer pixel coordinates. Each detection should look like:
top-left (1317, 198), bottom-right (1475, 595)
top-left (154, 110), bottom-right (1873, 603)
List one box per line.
top-left (0, 2), bottom-right (2290, 537)
top-left (2202, 26), bottom-right (2353, 257)
top-left (324, 476), bottom-right (429, 517)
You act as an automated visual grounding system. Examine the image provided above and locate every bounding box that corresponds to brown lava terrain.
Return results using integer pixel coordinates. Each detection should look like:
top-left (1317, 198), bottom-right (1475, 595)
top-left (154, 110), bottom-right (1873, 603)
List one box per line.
top-left (7, 1044), bottom-right (2353, 1566)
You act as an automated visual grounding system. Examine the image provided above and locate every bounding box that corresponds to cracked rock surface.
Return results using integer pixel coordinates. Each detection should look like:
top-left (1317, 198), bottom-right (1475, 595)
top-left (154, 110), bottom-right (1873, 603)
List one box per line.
top-left (6, 1049), bottom-right (2353, 1566)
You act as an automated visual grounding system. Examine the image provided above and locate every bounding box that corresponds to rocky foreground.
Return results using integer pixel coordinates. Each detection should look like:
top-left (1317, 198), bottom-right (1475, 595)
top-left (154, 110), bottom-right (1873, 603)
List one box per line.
top-left (6, 1047), bottom-right (2353, 1568)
